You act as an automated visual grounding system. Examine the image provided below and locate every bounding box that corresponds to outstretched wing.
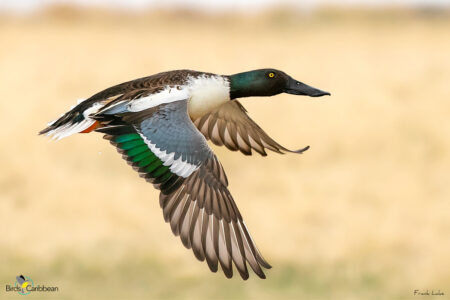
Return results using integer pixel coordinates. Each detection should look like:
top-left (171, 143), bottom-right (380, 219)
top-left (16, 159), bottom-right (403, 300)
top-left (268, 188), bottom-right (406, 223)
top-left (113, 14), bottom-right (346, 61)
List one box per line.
top-left (193, 101), bottom-right (309, 156)
top-left (96, 99), bottom-right (271, 279)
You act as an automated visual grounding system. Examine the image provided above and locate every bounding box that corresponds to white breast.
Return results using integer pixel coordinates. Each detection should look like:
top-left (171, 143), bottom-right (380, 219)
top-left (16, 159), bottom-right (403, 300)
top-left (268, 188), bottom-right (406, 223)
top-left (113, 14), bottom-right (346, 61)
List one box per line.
top-left (187, 75), bottom-right (230, 119)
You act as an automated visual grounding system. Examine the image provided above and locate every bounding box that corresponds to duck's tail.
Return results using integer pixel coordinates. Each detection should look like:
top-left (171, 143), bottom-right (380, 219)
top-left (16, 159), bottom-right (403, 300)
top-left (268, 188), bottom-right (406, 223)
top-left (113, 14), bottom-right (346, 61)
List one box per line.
top-left (39, 99), bottom-right (103, 140)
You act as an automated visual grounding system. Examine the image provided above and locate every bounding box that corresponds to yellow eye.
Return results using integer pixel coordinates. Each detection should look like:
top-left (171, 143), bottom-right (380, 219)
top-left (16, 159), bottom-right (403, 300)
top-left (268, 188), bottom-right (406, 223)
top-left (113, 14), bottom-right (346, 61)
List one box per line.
top-left (268, 72), bottom-right (275, 78)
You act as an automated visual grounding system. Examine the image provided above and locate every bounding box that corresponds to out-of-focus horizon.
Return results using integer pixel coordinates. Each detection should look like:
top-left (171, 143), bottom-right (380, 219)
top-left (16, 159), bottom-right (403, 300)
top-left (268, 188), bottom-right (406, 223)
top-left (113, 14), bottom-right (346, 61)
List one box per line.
top-left (1, 0), bottom-right (450, 14)
top-left (0, 1), bottom-right (449, 300)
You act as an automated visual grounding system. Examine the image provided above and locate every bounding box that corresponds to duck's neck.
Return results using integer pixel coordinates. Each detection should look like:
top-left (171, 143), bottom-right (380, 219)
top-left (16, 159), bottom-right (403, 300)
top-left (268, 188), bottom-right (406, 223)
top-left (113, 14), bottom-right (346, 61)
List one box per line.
top-left (229, 71), bottom-right (258, 99)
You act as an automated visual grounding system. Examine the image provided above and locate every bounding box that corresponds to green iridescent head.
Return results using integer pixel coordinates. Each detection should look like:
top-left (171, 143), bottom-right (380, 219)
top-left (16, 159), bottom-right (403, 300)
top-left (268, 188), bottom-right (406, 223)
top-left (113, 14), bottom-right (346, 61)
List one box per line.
top-left (229, 68), bottom-right (330, 99)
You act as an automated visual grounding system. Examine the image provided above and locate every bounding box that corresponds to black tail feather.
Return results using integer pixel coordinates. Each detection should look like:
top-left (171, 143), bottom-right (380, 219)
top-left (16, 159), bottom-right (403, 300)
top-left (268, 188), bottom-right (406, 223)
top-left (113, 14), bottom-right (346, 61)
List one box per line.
top-left (39, 109), bottom-right (84, 135)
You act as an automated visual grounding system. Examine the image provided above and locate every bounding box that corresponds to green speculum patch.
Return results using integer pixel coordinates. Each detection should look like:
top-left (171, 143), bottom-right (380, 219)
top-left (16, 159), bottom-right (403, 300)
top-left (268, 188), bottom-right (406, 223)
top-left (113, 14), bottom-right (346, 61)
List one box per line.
top-left (114, 134), bottom-right (175, 182)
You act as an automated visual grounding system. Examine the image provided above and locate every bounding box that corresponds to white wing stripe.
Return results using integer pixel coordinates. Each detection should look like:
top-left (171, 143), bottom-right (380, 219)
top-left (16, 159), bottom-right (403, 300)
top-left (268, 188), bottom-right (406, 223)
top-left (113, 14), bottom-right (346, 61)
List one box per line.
top-left (139, 132), bottom-right (199, 178)
top-left (162, 152), bottom-right (175, 166)
top-left (128, 87), bottom-right (189, 112)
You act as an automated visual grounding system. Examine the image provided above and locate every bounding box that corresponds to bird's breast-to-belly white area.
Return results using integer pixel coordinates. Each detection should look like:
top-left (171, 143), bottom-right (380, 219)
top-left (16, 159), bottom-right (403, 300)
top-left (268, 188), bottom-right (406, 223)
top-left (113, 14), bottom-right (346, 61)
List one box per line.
top-left (187, 75), bottom-right (230, 119)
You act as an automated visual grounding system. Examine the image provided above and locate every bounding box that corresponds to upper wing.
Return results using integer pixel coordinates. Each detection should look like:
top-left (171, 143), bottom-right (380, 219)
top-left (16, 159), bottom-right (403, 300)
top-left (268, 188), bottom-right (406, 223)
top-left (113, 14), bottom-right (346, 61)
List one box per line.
top-left (95, 99), bottom-right (271, 279)
top-left (193, 101), bottom-right (310, 156)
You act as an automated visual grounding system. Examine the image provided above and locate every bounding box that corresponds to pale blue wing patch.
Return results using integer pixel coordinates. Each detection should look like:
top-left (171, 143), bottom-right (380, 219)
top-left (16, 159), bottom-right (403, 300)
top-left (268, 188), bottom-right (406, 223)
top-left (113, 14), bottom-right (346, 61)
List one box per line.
top-left (135, 100), bottom-right (212, 178)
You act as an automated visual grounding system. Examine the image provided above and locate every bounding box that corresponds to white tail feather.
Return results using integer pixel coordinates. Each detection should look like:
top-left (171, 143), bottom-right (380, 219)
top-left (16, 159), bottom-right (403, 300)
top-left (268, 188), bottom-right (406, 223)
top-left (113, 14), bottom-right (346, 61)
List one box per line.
top-left (46, 119), bottom-right (94, 141)
top-left (44, 102), bottom-right (103, 141)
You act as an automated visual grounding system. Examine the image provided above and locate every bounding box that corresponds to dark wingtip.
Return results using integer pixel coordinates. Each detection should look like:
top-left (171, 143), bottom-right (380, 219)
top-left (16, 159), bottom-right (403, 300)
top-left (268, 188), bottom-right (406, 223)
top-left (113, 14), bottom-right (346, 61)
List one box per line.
top-left (256, 255), bottom-right (272, 270)
top-left (240, 271), bottom-right (250, 280)
top-left (310, 91), bottom-right (331, 97)
top-left (262, 262), bottom-right (272, 269)
top-left (223, 268), bottom-right (233, 279)
top-left (292, 145), bottom-right (310, 154)
top-left (207, 262), bottom-right (219, 273)
top-left (38, 126), bottom-right (53, 136)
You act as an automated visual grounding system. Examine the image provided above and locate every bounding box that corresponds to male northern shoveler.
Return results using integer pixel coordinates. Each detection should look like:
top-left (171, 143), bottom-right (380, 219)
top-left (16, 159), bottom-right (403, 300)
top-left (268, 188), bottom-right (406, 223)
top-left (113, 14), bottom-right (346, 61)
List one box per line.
top-left (39, 69), bottom-right (329, 279)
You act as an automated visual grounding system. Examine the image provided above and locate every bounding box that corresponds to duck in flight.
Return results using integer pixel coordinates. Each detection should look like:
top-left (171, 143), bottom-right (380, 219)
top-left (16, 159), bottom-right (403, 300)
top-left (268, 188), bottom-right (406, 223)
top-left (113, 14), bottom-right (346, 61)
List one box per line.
top-left (40, 69), bottom-right (330, 279)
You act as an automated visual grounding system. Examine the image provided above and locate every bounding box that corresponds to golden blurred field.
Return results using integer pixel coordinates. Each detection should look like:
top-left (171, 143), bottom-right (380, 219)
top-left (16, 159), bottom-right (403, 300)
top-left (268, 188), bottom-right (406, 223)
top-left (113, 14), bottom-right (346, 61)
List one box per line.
top-left (0, 6), bottom-right (449, 300)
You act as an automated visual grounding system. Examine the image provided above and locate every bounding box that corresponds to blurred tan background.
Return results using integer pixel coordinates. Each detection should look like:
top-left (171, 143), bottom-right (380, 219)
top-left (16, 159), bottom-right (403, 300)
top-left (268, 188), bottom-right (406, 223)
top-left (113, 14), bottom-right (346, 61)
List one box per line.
top-left (0, 0), bottom-right (449, 299)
